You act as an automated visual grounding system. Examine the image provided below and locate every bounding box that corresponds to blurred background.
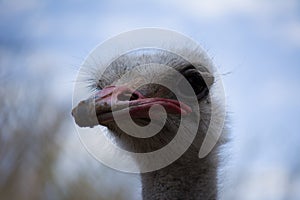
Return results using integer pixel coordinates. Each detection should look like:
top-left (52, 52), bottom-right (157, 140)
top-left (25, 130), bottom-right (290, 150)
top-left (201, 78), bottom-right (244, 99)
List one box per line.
top-left (1, 0), bottom-right (300, 199)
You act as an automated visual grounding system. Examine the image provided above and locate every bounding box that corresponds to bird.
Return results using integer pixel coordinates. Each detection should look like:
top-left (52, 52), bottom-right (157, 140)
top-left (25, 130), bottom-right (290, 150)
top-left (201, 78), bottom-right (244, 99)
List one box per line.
top-left (72, 47), bottom-right (227, 200)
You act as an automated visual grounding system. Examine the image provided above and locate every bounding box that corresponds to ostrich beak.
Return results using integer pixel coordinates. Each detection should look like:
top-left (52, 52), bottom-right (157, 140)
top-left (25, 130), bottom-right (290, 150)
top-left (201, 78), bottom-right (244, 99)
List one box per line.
top-left (72, 85), bottom-right (192, 128)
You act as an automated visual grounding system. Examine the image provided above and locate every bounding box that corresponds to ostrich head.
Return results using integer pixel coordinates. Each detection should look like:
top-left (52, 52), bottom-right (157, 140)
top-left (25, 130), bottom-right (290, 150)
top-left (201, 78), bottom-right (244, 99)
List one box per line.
top-left (72, 48), bottom-right (226, 199)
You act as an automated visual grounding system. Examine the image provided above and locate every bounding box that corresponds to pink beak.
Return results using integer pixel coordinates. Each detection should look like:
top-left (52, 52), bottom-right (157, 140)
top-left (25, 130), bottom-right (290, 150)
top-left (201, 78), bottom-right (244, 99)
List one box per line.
top-left (72, 85), bottom-right (192, 127)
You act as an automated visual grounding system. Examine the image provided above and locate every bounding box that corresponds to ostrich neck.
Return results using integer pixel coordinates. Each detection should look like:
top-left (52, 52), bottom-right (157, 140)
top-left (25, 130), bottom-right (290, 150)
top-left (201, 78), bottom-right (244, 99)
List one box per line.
top-left (141, 148), bottom-right (218, 200)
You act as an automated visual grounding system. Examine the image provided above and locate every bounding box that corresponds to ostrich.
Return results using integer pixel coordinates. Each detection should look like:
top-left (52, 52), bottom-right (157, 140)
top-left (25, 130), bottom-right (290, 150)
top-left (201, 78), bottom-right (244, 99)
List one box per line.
top-left (72, 48), bottom-right (227, 200)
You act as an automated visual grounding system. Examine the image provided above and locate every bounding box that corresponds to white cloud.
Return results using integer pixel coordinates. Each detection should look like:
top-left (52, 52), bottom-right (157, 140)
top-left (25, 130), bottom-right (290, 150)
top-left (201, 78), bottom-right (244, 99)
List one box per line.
top-left (282, 22), bottom-right (300, 46)
top-left (0, 0), bottom-right (43, 15)
top-left (233, 165), bottom-right (289, 200)
top-left (168, 0), bottom-right (297, 19)
top-left (258, 78), bottom-right (300, 110)
top-left (166, 0), bottom-right (300, 47)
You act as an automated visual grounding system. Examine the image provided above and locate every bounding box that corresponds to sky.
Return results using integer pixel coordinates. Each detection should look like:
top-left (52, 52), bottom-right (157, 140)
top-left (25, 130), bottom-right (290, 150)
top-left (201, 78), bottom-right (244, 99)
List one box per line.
top-left (1, 0), bottom-right (300, 199)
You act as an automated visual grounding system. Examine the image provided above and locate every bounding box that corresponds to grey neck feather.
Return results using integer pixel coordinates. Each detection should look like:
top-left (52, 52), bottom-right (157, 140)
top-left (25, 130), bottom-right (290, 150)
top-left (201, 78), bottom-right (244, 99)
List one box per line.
top-left (140, 136), bottom-right (219, 200)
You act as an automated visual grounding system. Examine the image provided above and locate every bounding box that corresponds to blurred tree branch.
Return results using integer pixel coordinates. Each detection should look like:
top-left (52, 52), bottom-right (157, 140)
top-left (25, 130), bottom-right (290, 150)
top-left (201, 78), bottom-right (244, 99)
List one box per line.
top-left (0, 51), bottom-right (129, 200)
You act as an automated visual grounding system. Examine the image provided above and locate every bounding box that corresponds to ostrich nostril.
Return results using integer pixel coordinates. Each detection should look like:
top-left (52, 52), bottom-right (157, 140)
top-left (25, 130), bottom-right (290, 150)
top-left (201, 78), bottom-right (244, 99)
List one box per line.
top-left (117, 90), bottom-right (139, 101)
top-left (129, 93), bottom-right (139, 101)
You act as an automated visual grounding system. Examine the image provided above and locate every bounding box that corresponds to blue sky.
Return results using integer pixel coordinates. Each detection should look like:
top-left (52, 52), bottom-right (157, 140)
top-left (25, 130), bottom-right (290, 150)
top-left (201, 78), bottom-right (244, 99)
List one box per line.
top-left (1, 0), bottom-right (300, 199)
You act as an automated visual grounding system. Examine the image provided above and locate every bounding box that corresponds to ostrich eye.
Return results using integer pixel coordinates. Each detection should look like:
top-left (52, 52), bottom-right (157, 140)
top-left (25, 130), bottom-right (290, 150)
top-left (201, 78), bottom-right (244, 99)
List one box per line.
top-left (178, 66), bottom-right (209, 100)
